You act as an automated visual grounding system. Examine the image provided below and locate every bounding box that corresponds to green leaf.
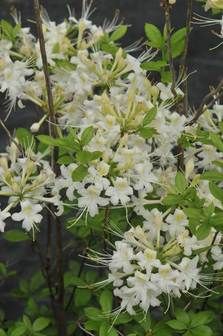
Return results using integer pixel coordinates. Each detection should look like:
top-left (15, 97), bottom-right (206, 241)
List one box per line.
top-left (190, 311), bottom-right (214, 327)
top-left (99, 290), bottom-right (113, 313)
top-left (161, 70), bottom-right (172, 83)
top-left (145, 23), bottom-right (163, 48)
top-left (184, 208), bottom-right (202, 220)
top-left (139, 127), bottom-right (157, 139)
top-left (99, 323), bottom-right (118, 336)
top-left (76, 151), bottom-right (102, 164)
top-left (209, 182), bottom-right (223, 203)
top-left (75, 288), bottom-right (91, 307)
top-left (84, 320), bottom-right (100, 332)
top-left (1, 20), bottom-right (20, 41)
top-left (84, 307), bottom-right (103, 321)
top-left (154, 321), bottom-right (172, 336)
top-left (81, 126), bottom-right (95, 146)
top-left (210, 133), bottom-right (223, 152)
top-left (37, 135), bottom-right (76, 151)
top-left (113, 312), bottom-right (132, 325)
top-left (11, 326), bottom-right (27, 336)
top-left (72, 165), bottom-right (88, 181)
top-left (141, 60), bottom-right (167, 71)
top-left (142, 107), bottom-right (157, 126)
top-left (201, 171), bottom-right (223, 182)
top-left (191, 325), bottom-right (213, 336)
top-left (30, 272), bottom-right (45, 292)
top-left (0, 330), bottom-right (7, 336)
top-left (175, 171), bottom-right (188, 193)
top-left (166, 319), bottom-right (187, 331)
top-left (175, 309), bottom-right (190, 325)
top-left (16, 128), bottom-right (34, 149)
top-left (3, 230), bottom-right (29, 242)
top-left (196, 222), bottom-right (211, 240)
top-left (23, 315), bottom-right (32, 329)
top-left (33, 317), bottom-right (51, 332)
top-left (209, 213), bottom-right (223, 227)
top-left (110, 25), bottom-right (128, 41)
top-left (170, 27), bottom-right (186, 58)
top-left (163, 194), bottom-right (181, 206)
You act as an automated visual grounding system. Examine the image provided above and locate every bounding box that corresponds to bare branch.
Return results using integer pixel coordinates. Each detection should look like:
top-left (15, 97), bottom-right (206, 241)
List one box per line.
top-left (162, 0), bottom-right (177, 95)
top-left (33, 0), bottom-right (56, 136)
top-left (187, 79), bottom-right (223, 125)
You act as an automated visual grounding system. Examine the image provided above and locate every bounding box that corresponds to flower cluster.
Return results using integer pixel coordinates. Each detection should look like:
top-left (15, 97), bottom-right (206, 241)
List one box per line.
top-left (0, 0), bottom-right (222, 319)
top-left (0, 141), bottom-right (61, 232)
top-left (106, 208), bottom-right (221, 314)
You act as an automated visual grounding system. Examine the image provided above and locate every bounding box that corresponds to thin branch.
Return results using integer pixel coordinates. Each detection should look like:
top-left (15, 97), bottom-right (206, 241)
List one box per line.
top-left (179, 0), bottom-right (193, 81)
top-left (162, 0), bottom-right (177, 95)
top-left (0, 118), bottom-right (21, 151)
top-left (187, 79), bottom-right (223, 125)
top-left (33, 1), bottom-right (66, 335)
top-left (33, 0), bottom-right (56, 133)
top-left (180, 0), bottom-right (193, 116)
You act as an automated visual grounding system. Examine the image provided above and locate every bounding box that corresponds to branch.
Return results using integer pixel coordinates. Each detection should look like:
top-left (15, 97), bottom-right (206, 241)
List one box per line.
top-left (187, 79), bottom-right (223, 126)
top-left (0, 118), bottom-right (21, 152)
top-left (162, 0), bottom-right (177, 95)
top-left (179, 0), bottom-right (193, 116)
top-left (33, 0), bottom-right (56, 132)
top-left (33, 1), bottom-right (66, 335)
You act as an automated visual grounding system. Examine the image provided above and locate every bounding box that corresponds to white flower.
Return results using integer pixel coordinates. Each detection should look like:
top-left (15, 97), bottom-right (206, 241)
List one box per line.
top-left (56, 164), bottom-right (78, 201)
top-left (211, 246), bottom-right (223, 270)
top-left (157, 83), bottom-right (183, 101)
top-left (0, 60), bottom-right (33, 111)
top-left (0, 209), bottom-right (11, 232)
top-left (178, 256), bottom-right (200, 291)
top-left (197, 144), bottom-right (222, 169)
top-left (105, 177), bottom-right (133, 205)
top-left (198, 180), bottom-right (223, 209)
top-left (151, 264), bottom-right (180, 295)
top-left (78, 184), bottom-right (109, 216)
top-left (164, 209), bottom-right (189, 237)
top-left (177, 230), bottom-right (198, 256)
top-left (12, 201), bottom-right (43, 231)
top-left (114, 286), bottom-right (140, 315)
top-left (127, 271), bottom-right (161, 312)
top-left (110, 241), bottom-right (135, 273)
top-left (143, 208), bottom-right (164, 240)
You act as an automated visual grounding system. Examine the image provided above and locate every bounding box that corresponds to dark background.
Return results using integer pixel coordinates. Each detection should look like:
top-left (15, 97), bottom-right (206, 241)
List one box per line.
top-left (0, 0), bottom-right (222, 318)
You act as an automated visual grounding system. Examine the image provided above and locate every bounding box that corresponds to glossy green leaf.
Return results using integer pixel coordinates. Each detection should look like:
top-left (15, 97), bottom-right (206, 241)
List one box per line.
top-left (110, 25), bottom-right (128, 41)
top-left (3, 230), bottom-right (29, 242)
top-left (145, 23), bottom-right (163, 48)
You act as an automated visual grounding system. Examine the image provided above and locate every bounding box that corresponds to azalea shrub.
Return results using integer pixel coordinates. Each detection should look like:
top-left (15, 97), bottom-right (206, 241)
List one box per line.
top-left (0, 0), bottom-right (223, 335)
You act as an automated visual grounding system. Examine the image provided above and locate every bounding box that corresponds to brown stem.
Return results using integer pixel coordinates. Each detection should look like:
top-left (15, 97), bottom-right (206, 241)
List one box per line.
top-left (33, 1), bottom-right (66, 335)
top-left (163, 1), bottom-right (176, 95)
top-left (176, 0), bottom-right (193, 171)
top-left (180, 0), bottom-right (193, 116)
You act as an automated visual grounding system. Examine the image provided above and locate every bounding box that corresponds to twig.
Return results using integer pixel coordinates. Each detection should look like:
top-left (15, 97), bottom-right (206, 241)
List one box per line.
top-left (0, 118), bottom-right (22, 152)
top-left (187, 79), bottom-right (223, 125)
top-left (33, 1), bottom-right (66, 335)
top-left (33, 0), bottom-right (56, 133)
top-left (176, 0), bottom-right (193, 171)
top-left (180, 0), bottom-right (193, 116)
top-left (162, 0), bottom-right (177, 95)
